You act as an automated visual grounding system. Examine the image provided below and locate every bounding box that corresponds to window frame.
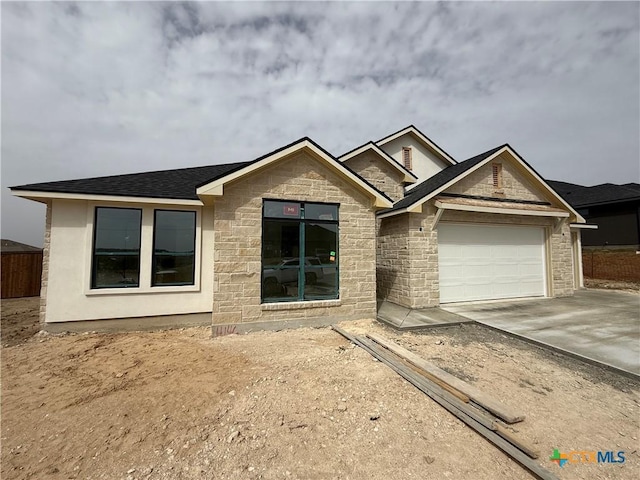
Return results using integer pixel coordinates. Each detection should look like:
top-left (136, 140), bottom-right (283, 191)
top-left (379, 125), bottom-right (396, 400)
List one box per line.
top-left (261, 199), bottom-right (340, 303)
top-left (151, 209), bottom-right (197, 287)
top-left (85, 203), bottom-right (202, 295)
top-left (91, 206), bottom-right (143, 289)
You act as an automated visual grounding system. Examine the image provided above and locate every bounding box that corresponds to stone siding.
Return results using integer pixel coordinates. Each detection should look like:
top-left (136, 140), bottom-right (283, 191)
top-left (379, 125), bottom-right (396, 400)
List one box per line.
top-left (550, 220), bottom-right (574, 296)
top-left (39, 201), bottom-right (52, 327)
top-left (445, 153), bottom-right (547, 202)
top-left (377, 214), bottom-right (410, 306)
top-left (377, 206), bottom-right (440, 309)
top-left (212, 152), bottom-right (378, 327)
top-left (343, 151), bottom-right (406, 202)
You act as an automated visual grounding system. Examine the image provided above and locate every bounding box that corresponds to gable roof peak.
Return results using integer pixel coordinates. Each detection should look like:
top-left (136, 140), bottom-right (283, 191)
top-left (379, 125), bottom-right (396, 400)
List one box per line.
top-left (338, 139), bottom-right (418, 183)
top-left (375, 125), bottom-right (457, 166)
top-left (377, 142), bottom-right (583, 223)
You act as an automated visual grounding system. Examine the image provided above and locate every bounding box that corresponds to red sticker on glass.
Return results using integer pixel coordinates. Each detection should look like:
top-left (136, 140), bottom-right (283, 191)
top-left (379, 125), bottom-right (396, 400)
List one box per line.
top-left (283, 204), bottom-right (299, 216)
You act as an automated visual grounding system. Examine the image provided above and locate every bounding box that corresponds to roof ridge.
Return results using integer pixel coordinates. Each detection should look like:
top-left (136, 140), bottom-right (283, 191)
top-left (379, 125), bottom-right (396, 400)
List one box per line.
top-left (374, 124), bottom-right (457, 164)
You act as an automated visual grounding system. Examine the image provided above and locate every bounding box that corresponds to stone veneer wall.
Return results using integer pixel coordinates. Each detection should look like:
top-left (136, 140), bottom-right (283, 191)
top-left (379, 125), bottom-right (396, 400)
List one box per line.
top-left (446, 153), bottom-right (545, 201)
top-left (377, 206), bottom-right (440, 309)
top-left (550, 220), bottom-right (575, 296)
top-left (39, 201), bottom-right (52, 326)
top-left (343, 151), bottom-right (406, 202)
top-left (377, 214), bottom-right (410, 306)
top-left (212, 152), bottom-right (378, 327)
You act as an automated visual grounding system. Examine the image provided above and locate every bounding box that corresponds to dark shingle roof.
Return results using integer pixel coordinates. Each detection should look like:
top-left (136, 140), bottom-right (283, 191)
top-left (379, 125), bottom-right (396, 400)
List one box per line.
top-left (10, 136), bottom-right (393, 205)
top-left (379, 144), bottom-right (507, 214)
top-left (547, 180), bottom-right (640, 208)
top-left (10, 162), bottom-right (252, 200)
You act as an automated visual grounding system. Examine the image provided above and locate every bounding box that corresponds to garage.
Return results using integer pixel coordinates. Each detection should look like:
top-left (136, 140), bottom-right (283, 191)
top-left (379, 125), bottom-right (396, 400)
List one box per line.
top-left (438, 223), bottom-right (546, 303)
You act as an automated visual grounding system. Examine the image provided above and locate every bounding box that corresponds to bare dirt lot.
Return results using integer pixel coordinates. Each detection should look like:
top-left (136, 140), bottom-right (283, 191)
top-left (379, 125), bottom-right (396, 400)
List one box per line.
top-left (584, 278), bottom-right (640, 294)
top-left (2, 297), bottom-right (639, 480)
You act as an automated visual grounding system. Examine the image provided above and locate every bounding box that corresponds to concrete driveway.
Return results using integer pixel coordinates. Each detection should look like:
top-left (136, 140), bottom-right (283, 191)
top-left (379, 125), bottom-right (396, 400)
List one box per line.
top-left (442, 289), bottom-right (640, 376)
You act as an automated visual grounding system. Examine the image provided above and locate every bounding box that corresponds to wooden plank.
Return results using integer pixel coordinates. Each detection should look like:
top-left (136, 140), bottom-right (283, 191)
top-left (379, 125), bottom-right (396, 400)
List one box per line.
top-left (496, 424), bottom-right (540, 459)
top-left (333, 327), bottom-right (497, 432)
top-left (332, 326), bottom-right (558, 480)
top-left (416, 367), bottom-right (470, 403)
top-left (366, 332), bottom-right (525, 424)
top-left (357, 336), bottom-right (498, 432)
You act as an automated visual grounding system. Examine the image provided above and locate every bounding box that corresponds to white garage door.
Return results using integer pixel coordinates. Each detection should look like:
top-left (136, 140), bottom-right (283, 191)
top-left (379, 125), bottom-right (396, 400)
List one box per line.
top-left (438, 224), bottom-right (546, 303)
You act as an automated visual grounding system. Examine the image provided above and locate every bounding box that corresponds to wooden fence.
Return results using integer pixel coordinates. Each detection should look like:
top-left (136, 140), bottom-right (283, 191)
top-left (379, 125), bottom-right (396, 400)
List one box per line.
top-left (1, 251), bottom-right (43, 299)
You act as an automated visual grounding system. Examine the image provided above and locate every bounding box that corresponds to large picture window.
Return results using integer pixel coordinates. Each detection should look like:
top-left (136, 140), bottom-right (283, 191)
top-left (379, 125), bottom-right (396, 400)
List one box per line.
top-left (92, 207), bottom-right (142, 288)
top-left (152, 210), bottom-right (196, 286)
top-left (262, 200), bottom-right (338, 302)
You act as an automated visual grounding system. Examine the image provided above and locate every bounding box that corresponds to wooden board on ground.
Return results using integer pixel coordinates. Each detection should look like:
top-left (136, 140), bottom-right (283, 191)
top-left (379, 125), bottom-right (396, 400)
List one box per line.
top-left (332, 326), bottom-right (557, 480)
top-left (366, 332), bottom-right (525, 424)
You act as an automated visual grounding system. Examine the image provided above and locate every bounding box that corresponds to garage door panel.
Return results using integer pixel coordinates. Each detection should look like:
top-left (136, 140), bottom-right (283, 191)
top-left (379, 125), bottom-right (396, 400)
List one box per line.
top-left (438, 224), bottom-right (545, 303)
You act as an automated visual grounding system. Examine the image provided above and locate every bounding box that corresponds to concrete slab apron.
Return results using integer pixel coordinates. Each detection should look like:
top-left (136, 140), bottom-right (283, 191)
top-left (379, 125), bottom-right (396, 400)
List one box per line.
top-left (377, 301), bottom-right (472, 329)
top-left (442, 290), bottom-right (640, 376)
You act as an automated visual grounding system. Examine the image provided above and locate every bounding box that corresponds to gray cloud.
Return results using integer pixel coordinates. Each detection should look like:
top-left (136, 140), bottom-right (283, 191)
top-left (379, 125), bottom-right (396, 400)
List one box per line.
top-left (2, 1), bottom-right (638, 246)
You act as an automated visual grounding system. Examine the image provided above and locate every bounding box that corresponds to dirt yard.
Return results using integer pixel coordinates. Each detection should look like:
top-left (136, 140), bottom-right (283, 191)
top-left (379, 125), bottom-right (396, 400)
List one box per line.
top-left (1, 298), bottom-right (639, 480)
top-left (584, 278), bottom-right (640, 293)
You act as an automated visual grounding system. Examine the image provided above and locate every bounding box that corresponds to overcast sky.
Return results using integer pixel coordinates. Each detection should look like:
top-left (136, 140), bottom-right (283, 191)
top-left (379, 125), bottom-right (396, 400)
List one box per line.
top-left (2, 1), bottom-right (639, 247)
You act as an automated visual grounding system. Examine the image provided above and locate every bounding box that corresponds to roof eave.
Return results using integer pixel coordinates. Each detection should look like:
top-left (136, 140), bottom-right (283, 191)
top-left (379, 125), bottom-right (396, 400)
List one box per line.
top-left (11, 189), bottom-right (204, 206)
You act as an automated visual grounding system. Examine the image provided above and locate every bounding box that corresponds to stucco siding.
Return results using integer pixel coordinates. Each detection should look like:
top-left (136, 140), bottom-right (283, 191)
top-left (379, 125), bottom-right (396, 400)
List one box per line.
top-left (212, 151), bottom-right (378, 327)
top-left (44, 199), bottom-right (213, 323)
top-left (342, 151), bottom-right (406, 202)
top-left (379, 134), bottom-right (449, 186)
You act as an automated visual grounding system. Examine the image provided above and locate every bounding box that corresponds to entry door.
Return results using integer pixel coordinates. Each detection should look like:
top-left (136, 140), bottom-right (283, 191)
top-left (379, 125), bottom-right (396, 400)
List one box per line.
top-left (438, 223), bottom-right (546, 303)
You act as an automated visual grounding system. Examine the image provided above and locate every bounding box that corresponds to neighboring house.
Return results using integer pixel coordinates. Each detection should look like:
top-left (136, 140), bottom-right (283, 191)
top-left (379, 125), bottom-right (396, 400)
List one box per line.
top-left (547, 180), bottom-right (640, 247)
top-left (11, 126), bottom-right (588, 333)
top-left (1, 239), bottom-right (42, 253)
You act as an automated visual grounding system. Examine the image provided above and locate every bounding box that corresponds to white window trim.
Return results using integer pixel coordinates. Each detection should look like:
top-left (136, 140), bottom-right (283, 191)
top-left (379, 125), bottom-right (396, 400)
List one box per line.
top-left (84, 202), bottom-right (202, 296)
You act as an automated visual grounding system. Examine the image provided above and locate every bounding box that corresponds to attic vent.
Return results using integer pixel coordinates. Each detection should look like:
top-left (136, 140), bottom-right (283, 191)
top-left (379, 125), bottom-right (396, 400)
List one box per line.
top-left (402, 147), bottom-right (412, 170)
top-left (492, 163), bottom-right (503, 189)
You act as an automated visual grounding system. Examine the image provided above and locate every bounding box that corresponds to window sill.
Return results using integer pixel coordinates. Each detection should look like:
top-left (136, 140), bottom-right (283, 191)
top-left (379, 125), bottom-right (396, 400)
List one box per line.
top-left (261, 299), bottom-right (341, 311)
top-left (85, 285), bottom-right (201, 296)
